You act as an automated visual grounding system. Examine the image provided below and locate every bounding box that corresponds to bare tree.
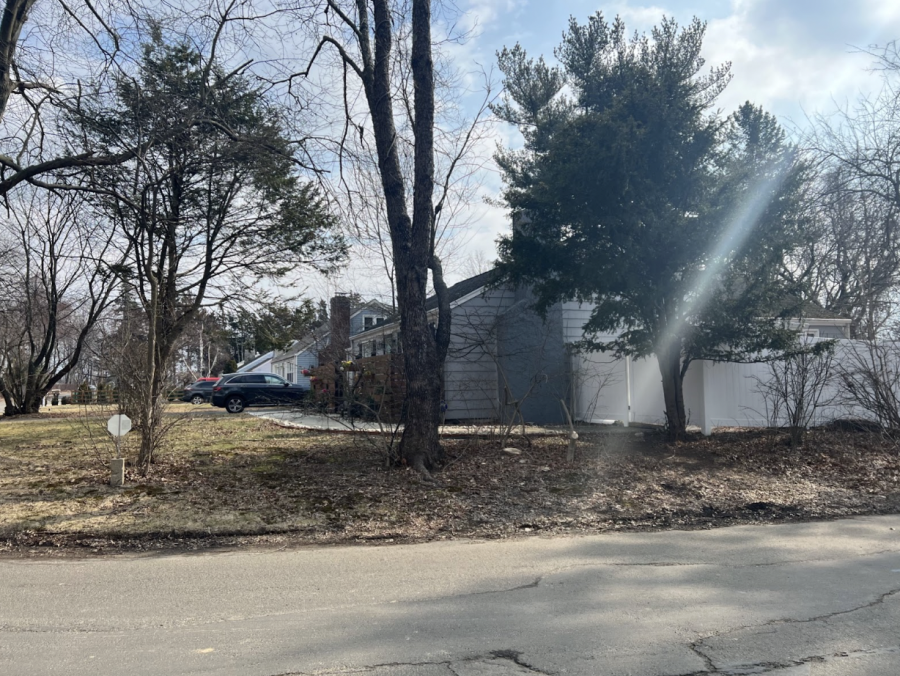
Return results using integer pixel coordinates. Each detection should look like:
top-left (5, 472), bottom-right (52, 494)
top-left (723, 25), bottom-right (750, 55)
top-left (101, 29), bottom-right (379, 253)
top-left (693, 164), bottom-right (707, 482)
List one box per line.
top-left (292, 0), bottom-right (493, 473)
top-left (837, 338), bottom-right (900, 434)
top-left (791, 170), bottom-right (900, 340)
top-left (0, 187), bottom-right (122, 414)
top-left (802, 43), bottom-right (900, 337)
top-left (812, 43), bottom-right (900, 212)
top-left (457, 248), bottom-right (494, 280)
top-left (0, 0), bottom-right (154, 195)
top-left (68, 33), bottom-right (343, 471)
top-left (752, 342), bottom-right (837, 445)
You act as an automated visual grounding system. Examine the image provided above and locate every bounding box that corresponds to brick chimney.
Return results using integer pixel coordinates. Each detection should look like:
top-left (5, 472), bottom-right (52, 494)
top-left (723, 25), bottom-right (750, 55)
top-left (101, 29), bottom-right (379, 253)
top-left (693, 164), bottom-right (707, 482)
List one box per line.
top-left (326, 294), bottom-right (351, 362)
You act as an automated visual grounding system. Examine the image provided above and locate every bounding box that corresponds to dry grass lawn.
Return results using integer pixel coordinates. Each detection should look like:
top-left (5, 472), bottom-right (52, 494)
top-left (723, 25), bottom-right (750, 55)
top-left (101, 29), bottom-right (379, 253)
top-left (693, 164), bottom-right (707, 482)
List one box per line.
top-left (2, 408), bottom-right (900, 555)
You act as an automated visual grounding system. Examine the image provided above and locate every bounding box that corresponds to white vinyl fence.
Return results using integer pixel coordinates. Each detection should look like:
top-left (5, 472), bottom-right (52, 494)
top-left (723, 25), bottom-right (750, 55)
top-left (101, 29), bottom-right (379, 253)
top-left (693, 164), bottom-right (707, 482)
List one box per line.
top-left (572, 338), bottom-right (884, 434)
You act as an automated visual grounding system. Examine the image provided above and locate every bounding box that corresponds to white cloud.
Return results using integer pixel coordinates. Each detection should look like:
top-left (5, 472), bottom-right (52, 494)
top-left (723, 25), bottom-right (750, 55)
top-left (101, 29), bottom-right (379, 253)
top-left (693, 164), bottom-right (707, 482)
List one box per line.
top-left (703, 0), bottom-right (898, 123)
top-left (606, 3), bottom-right (671, 30)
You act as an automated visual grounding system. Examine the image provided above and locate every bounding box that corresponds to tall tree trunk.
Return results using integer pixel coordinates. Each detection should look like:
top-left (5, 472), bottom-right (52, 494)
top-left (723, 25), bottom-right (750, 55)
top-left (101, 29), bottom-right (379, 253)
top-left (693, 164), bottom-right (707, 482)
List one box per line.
top-left (658, 346), bottom-right (688, 441)
top-left (21, 382), bottom-right (43, 414)
top-left (0, 370), bottom-right (47, 415)
top-left (1, 393), bottom-right (42, 415)
top-left (0, 0), bottom-right (36, 122)
top-left (138, 270), bottom-right (160, 471)
top-left (137, 372), bottom-right (164, 472)
top-left (360, 0), bottom-right (449, 472)
top-left (394, 259), bottom-right (444, 472)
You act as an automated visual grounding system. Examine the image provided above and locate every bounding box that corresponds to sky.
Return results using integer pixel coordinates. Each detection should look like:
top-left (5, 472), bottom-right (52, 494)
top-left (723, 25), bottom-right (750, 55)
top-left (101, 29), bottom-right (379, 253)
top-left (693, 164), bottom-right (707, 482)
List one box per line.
top-left (422, 0), bottom-right (900, 282)
top-left (299, 0), bottom-right (900, 302)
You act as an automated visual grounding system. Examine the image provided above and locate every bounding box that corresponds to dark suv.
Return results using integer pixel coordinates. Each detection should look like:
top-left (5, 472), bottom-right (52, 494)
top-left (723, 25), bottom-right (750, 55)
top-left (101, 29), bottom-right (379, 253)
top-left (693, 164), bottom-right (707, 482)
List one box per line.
top-left (182, 379), bottom-right (217, 404)
top-left (211, 373), bottom-right (309, 413)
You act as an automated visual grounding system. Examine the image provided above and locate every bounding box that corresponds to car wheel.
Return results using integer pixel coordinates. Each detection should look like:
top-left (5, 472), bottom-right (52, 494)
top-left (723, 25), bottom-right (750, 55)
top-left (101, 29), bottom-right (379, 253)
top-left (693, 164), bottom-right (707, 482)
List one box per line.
top-left (190, 395), bottom-right (205, 405)
top-left (225, 396), bottom-right (245, 414)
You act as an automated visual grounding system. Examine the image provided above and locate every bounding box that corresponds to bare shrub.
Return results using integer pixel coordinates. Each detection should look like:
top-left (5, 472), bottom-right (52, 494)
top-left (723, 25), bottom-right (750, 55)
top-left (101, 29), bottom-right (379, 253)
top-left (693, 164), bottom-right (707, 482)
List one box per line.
top-left (99, 312), bottom-right (183, 473)
top-left (753, 344), bottom-right (837, 445)
top-left (837, 339), bottom-right (900, 434)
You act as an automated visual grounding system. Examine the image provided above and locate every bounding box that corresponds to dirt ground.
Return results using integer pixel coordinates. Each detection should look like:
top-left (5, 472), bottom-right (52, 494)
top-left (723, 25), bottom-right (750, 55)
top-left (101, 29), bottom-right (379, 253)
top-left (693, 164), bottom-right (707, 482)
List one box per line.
top-left (2, 409), bottom-right (899, 557)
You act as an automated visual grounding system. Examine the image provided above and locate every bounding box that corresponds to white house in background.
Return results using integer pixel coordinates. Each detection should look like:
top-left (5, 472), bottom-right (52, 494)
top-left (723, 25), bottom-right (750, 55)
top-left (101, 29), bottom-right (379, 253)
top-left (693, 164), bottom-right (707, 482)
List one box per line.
top-left (270, 296), bottom-right (391, 386)
top-left (270, 327), bottom-right (330, 388)
top-left (348, 269), bottom-right (855, 432)
top-left (790, 303), bottom-right (852, 339)
top-left (236, 351), bottom-right (274, 374)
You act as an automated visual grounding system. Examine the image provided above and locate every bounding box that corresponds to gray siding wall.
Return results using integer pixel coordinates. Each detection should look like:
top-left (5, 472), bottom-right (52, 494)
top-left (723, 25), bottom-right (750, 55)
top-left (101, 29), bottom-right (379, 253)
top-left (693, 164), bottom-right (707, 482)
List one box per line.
top-left (496, 287), bottom-right (569, 425)
top-left (295, 349), bottom-right (317, 388)
top-left (443, 287), bottom-right (515, 421)
top-left (561, 300), bottom-right (596, 344)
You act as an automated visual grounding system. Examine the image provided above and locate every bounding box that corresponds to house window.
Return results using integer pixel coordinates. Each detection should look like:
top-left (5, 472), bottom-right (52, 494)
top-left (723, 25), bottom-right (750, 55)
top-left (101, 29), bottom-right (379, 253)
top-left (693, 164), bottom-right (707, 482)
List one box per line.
top-left (370, 340), bottom-right (377, 357)
top-left (287, 371), bottom-right (294, 383)
top-left (364, 315), bottom-right (385, 329)
top-left (805, 328), bottom-right (820, 339)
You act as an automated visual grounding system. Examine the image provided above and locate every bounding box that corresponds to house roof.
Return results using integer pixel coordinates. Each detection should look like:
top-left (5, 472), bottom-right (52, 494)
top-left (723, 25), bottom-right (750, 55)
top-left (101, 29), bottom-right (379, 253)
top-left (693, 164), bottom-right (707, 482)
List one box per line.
top-left (352, 299), bottom-right (392, 315)
top-left (236, 351), bottom-right (274, 372)
top-left (270, 298), bottom-right (395, 363)
top-left (798, 302), bottom-right (850, 322)
top-left (351, 269), bottom-right (499, 342)
top-left (426, 269), bottom-right (497, 312)
top-left (777, 297), bottom-right (851, 322)
top-left (272, 325), bottom-right (331, 363)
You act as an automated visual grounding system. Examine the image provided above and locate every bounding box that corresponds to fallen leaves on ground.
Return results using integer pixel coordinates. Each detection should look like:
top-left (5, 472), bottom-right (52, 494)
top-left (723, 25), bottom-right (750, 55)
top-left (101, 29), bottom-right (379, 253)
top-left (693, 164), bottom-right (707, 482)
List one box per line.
top-left (2, 414), bottom-right (899, 557)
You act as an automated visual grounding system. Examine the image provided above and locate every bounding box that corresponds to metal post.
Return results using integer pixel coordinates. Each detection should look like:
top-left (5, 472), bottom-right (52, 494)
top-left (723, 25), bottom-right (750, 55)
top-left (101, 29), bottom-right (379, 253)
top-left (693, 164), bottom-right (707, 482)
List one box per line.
top-left (624, 355), bottom-right (632, 427)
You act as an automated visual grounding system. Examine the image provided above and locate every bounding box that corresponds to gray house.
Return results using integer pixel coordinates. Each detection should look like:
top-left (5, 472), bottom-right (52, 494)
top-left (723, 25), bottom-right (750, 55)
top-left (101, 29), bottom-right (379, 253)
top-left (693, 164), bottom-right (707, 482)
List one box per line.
top-left (348, 271), bottom-right (854, 426)
top-left (349, 272), bottom-right (575, 424)
top-left (271, 296), bottom-right (391, 386)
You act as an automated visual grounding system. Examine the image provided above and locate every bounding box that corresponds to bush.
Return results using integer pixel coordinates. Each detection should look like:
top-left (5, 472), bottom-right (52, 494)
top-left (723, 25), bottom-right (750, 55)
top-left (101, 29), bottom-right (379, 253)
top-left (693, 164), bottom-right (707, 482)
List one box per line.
top-left (838, 339), bottom-right (900, 434)
top-left (753, 344), bottom-right (836, 446)
top-left (95, 382), bottom-right (114, 404)
top-left (74, 382), bottom-right (93, 405)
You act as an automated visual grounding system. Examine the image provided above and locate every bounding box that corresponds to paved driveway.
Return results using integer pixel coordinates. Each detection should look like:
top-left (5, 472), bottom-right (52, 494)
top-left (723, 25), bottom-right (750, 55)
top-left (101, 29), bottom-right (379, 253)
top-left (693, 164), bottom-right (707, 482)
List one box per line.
top-left (2, 516), bottom-right (899, 675)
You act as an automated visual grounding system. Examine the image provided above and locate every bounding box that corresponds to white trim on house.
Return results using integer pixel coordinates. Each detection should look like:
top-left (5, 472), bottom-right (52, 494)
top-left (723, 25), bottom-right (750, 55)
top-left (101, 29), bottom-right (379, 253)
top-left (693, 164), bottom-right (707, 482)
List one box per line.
top-left (349, 284), bottom-right (490, 346)
top-left (449, 285), bottom-right (489, 309)
top-left (236, 351), bottom-right (274, 373)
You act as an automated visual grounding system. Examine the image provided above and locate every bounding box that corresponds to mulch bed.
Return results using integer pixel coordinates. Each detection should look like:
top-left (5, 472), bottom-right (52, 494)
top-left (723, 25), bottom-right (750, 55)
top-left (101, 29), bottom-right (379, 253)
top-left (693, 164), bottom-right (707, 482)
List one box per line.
top-left (3, 422), bottom-right (900, 557)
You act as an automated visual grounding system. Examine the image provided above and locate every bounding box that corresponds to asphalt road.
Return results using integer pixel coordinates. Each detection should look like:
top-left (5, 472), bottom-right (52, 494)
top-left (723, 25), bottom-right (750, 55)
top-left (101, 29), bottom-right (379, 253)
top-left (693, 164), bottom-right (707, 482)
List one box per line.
top-left (2, 516), bottom-right (900, 676)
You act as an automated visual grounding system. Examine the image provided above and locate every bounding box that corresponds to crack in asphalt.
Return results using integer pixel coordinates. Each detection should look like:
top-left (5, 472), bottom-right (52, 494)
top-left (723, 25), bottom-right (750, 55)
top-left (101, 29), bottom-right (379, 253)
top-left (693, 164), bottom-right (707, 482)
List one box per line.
top-left (676, 646), bottom-right (900, 675)
top-left (0, 572), bottom-right (550, 636)
top-left (4, 546), bottom-right (899, 635)
top-left (688, 641), bottom-right (718, 674)
top-left (489, 649), bottom-right (552, 673)
top-left (269, 650), bottom-right (552, 675)
top-left (683, 588), bottom-right (900, 675)
top-left (708, 585), bottom-right (900, 643)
